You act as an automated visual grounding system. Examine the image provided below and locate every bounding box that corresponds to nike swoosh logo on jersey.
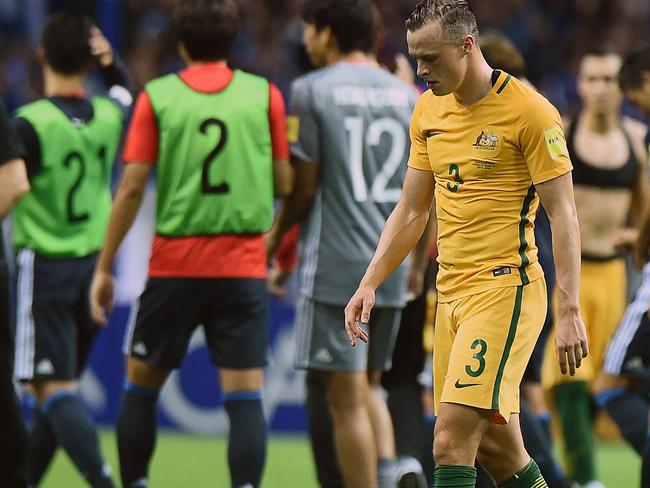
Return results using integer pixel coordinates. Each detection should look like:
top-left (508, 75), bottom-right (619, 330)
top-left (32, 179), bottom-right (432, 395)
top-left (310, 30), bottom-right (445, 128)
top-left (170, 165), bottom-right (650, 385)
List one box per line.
top-left (427, 131), bottom-right (443, 138)
top-left (454, 379), bottom-right (481, 389)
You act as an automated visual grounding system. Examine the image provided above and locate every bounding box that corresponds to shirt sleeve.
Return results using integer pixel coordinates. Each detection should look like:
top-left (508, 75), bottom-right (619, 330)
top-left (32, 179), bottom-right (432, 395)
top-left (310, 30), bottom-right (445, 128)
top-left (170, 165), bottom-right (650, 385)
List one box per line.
top-left (407, 96), bottom-right (431, 171)
top-left (269, 83), bottom-right (289, 160)
top-left (0, 100), bottom-right (25, 166)
top-left (122, 91), bottom-right (159, 165)
top-left (288, 77), bottom-right (319, 164)
top-left (519, 97), bottom-right (573, 185)
top-left (11, 118), bottom-right (40, 178)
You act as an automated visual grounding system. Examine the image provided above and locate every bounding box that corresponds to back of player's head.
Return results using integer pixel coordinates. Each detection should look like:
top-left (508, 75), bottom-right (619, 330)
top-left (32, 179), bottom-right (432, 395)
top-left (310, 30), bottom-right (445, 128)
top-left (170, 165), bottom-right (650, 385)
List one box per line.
top-left (173, 0), bottom-right (239, 61)
top-left (41, 12), bottom-right (94, 75)
top-left (405, 0), bottom-right (479, 40)
top-left (620, 48), bottom-right (650, 91)
top-left (480, 31), bottom-right (526, 78)
top-left (301, 0), bottom-right (376, 54)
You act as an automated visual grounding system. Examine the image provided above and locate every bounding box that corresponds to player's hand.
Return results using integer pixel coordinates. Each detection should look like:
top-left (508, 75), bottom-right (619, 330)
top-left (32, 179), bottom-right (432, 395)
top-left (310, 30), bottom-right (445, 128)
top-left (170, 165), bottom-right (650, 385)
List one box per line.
top-left (267, 266), bottom-right (291, 298)
top-left (634, 236), bottom-right (650, 269)
top-left (89, 26), bottom-right (114, 67)
top-left (344, 286), bottom-right (375, 347)
top-left (613, 227), bottom-right (638, 253)
top-left (89, 270), bottom-right (115, 327)
top-left (406, 267), bottom-right (424, 302)
top-left (555, 310), bottom-right (588, 376)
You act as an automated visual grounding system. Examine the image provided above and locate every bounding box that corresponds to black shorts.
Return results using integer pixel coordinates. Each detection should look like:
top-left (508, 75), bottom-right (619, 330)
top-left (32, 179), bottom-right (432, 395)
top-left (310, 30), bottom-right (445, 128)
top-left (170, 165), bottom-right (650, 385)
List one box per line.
top-left (13, 249), bottom-right (99, 381)
top-left (522, 278), bottom-right (554, 384)
top-left (124, 277), bottom-right (269, 369)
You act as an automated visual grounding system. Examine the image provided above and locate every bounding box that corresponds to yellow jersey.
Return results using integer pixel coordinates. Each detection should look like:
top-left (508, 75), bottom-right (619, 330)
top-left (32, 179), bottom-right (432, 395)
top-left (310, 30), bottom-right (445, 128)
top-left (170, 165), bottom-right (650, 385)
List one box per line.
top-left (409, 71), bottom-right (572, 302)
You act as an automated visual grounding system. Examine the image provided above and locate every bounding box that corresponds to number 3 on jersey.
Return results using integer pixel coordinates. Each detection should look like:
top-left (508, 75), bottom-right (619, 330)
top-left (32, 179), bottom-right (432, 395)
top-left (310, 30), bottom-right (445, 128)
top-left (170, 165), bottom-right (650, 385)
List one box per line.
top-left (447, 164), bottom-right (464, 193)
top-left (344, 116), bottom-right (406, 203)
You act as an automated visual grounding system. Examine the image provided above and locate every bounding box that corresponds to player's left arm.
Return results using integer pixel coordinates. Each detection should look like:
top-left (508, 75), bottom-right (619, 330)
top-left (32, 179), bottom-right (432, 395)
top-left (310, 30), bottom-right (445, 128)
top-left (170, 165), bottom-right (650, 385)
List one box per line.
top-left (521, 97), bottom-right (587, 375)
top-left (536, 174), bottom-right (588, 376)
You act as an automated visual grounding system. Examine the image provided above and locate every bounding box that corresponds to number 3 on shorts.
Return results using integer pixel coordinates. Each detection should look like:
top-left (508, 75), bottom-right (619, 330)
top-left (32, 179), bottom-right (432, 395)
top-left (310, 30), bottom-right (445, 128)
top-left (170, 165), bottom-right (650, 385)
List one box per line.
top-left (465, 339), bottom-right (487, 377)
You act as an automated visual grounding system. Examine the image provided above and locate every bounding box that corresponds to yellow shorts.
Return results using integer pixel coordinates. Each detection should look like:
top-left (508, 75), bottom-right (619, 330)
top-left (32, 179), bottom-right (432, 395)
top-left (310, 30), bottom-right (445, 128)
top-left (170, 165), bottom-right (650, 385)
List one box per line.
top-left (542, 258), bottom-right (627, 388)
top-left (434, 278), bottom-right (546, 424)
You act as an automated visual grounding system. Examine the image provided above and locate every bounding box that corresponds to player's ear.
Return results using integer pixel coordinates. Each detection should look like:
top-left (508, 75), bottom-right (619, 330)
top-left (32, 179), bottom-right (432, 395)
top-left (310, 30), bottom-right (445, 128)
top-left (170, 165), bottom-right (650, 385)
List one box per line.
top-left (461, 35), bottom-right (474, 55)
top-left (177, 42), bottom-right (192, 65)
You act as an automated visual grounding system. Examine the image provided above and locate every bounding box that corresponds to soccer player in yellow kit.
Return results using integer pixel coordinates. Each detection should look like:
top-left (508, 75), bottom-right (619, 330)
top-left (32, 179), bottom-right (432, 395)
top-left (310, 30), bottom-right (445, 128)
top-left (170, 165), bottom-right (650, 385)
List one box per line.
top-left (345, 2), bottom-right (588, 487)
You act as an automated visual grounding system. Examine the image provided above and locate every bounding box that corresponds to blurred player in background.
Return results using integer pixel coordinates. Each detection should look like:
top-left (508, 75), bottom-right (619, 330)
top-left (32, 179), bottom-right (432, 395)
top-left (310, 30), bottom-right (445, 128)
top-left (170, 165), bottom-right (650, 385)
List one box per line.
top-left (266, 0), bottom-right (420, 486)
top-left (605, 46), bottom-right (650, 488)
top-left (11, 12), bottom-right (131, 488)
top-left (345, 1), bottom-right (588, 487)
top-left (0, 99), bottom-right (30, 488)
top-left (89, 0), bottom-right (290, 487)
top-left (542, 46), bottom-right (648, 488)
top-left (481, 31), bottom-right (574, 488)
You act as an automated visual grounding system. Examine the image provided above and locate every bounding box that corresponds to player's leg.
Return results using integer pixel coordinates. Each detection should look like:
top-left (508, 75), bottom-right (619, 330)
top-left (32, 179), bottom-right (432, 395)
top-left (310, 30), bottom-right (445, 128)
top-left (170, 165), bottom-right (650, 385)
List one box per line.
top-left (205, 278), bottom-right (269, 488)
top-left (219, 368), bottom-right (267, 488)
top-left (295, 297), bottom-right (377, 488)
top-left (117, 277), bottom-right (197, 488)
top-left (520, 301), bottom-right (571, 487)
top-left (519, 401), bottom-right (572, 488)
top-left (477, 414), bottom-right (546, 487)
top-left (367, 307), bottom-right (404, 487)
top-left (324, 370), bottom-right (378, 488)
top-left (305, 370), bottom-right (344, 488)
top-left (381, 285), bottom-right (429, 488)
top-left (0, 256), bottom-right (28, 488)
top-left (15, 252), bottom-right (113, 488)
top-left (434, 280), bottom-right (547, 487)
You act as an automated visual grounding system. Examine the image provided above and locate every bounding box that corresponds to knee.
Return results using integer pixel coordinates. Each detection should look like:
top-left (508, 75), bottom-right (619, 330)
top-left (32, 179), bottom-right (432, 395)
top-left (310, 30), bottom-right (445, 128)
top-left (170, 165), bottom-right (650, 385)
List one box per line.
top-left (30, 380), bottom-right (77, 406)
top-left (433, 427), bottom-right (468, 465)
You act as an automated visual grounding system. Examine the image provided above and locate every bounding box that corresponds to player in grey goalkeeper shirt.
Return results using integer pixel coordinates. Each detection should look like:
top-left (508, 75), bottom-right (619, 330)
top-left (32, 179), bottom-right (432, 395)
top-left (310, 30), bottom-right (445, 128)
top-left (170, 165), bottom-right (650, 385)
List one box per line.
top-left (267, 1), bottom-right (419, 486)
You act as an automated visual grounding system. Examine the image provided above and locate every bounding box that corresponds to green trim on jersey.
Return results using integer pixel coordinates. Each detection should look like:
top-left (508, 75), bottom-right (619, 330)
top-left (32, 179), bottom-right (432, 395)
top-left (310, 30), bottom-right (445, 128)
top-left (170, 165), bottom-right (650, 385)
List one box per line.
top-left (12, 97), bottom-right (122, 258)
top-left (491, 285), bottom-right (523, 411)
top-left (517, 186), bottom-right (536, 285)
top-left (146, 70), bottom-right (274, 237)
top-left (496, 74), bottom-right (512, 94)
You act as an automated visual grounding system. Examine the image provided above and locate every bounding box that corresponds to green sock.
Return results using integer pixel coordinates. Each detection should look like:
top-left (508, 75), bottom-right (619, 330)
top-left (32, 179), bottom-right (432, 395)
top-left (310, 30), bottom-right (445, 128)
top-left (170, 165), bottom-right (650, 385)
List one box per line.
top-left (434, 465), bottom-right (477, 487)
top-left (497, 459), bottom-right (547, 487)
top-left (555, 381), bottom-right (595, 484)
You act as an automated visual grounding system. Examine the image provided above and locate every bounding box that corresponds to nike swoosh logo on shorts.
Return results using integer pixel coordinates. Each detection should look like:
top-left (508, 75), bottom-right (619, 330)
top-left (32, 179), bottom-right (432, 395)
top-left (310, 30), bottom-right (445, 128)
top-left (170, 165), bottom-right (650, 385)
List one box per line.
top-left (454, 379), bottom-right (481, 389)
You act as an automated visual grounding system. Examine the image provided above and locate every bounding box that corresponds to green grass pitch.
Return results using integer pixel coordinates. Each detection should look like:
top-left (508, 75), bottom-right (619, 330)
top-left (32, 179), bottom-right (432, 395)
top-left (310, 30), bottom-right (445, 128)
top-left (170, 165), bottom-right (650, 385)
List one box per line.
top-left (42, 431), bottom-right (640, 487)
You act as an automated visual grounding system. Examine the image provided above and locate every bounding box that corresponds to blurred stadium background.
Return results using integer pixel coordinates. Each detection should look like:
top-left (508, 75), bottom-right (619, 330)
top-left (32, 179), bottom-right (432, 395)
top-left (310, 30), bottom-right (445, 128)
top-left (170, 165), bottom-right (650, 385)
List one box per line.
top-left (1, 0), bottom-right (649, 486)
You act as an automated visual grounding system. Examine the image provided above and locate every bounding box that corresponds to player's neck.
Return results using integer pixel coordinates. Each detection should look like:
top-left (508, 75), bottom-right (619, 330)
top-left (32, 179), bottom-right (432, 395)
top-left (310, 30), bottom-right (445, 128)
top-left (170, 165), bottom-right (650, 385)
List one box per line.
top-left (43, 67), bottom-right (85, 98)
top-left (327, 50), bottom-right (371, 66)
top-left (453, 57), bottom-right (494, 106)
top-left (581, 110), bottom-right (620, 134)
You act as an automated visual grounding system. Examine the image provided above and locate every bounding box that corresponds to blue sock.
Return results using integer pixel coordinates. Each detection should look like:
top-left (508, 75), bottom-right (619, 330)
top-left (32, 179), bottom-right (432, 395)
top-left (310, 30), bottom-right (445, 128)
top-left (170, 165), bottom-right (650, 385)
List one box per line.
top-left (224, 391), bottom-right (267, 488)
top-left (44, 391), bottom-right (114, 487)
top-left (117, 381), bottom-right (159, 488)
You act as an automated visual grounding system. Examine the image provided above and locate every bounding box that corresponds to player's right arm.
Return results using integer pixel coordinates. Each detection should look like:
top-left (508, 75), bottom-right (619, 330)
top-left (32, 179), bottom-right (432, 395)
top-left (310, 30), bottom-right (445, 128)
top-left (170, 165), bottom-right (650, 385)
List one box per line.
top-left (0, 100), bottom-right (29, 218)
top-left (345, 96), bottom-right (434, 345)
top-left (90, 92), bottom-right (156, 325)
top-left (344, 167), bottom-right (434, 345)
